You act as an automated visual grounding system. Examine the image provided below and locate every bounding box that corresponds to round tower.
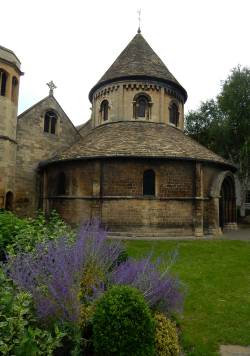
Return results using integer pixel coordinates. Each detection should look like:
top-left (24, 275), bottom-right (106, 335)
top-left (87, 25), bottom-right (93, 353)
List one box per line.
top-left (89, 32), bottom-right (187, 130)
top-left (0, 45), bottom-right (23, 210)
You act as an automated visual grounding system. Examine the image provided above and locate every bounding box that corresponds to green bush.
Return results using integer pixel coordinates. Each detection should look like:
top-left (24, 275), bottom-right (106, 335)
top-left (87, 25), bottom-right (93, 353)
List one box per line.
top-left (0, 210), bottom-right (29, 253)
top-left (93, 285), bottom-right (155, 356)
top-left (154, 312), bottom-right (180, 356)
top-left (0, 268), bottom-right (65, 355)
top-left (0, 210), bottom-right (74, 256)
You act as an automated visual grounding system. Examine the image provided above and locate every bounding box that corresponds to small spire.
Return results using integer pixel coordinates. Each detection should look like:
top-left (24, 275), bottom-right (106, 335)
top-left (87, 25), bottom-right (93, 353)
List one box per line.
top-left (46, 80), bottom-right (57, 96)
top-left (137, 9), bottom-right (141, 33)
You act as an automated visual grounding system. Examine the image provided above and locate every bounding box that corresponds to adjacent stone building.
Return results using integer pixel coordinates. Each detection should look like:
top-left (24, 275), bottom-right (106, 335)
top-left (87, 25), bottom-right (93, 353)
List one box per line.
top-left (0, 32), bottom-right (238, 236)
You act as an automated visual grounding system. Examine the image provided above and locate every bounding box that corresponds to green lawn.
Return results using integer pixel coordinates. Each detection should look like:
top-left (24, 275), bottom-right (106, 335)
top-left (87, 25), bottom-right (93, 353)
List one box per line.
top-left (125, 240), bottom-right (250, 356)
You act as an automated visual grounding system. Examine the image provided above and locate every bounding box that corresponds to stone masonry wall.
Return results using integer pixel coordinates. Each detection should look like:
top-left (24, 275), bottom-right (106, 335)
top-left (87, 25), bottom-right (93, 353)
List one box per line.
top-left (45, 158), bottom-right (196, 234)
top-left (92, 80), bottom-right (184, 130)
top-left (15, 96), bottom-right (80, 216)
top-left (0, 58), bottom-right (20, 208)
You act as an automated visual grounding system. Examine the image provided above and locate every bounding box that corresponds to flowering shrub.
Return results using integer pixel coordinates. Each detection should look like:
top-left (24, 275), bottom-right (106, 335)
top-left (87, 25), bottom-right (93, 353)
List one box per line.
top-left (109, 254), bottom-right (183, 315)
top-left (93, 285), bottom-right (155, 356)
top-left (154, 312), bottom-right (180, 356)
top-left (5, 218), bottom-right (184, 354)
top-left (6, 220), bottom-right (123, 323)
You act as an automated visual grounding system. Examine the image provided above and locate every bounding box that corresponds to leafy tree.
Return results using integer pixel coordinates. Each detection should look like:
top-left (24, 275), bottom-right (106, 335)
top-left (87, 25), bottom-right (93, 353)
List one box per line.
top-left (218, 66), bottom-right (250, 214)
top-left (185, 66), bottom-right (250, 215)
top-left (185, 99), bottom-right (226, 156)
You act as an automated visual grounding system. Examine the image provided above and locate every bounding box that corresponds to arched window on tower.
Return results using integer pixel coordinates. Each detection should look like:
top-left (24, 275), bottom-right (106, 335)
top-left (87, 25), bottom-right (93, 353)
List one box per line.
top-left (100, 100), bottom-right (109, 121)
top-left (143, 170), bottom-right (155, 196)
top-left (44, 111), bottom-right (58, 134)
top-left (11, 77), bottom-right (19, 104)
top-left (133, 93), bottom-right (151, 120)
top-left (169, 102), bottom-right (179, 127)
top-left (0, 69), bottom-right (8, 97)
top-left (57, 172), bottom-right (66, 195)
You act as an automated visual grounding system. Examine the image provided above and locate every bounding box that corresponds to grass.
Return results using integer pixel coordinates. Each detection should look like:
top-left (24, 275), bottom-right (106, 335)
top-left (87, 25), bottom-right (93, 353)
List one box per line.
top-left (125, 240), bottom-right (250, 356)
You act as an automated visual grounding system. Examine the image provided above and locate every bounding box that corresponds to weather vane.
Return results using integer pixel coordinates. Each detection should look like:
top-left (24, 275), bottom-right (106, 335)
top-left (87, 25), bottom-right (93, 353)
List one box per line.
top-left (46, 80), bottom-right (57, 96)
top-left (137, 9), bottom-right (141, 33)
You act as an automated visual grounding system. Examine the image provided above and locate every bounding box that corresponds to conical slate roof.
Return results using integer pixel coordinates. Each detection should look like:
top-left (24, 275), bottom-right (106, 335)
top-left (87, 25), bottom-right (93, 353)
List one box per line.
top-left (89, 33), bottom-right (187, 102)
top-left (41, 121), bottom-right (234, 170)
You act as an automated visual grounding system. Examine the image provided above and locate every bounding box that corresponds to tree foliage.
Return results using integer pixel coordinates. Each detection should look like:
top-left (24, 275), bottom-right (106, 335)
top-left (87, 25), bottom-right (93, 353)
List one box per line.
top-left (185, 66), bottom-right (250, 213)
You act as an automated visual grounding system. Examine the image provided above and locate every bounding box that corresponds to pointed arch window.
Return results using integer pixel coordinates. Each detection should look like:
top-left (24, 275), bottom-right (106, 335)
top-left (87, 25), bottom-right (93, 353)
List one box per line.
top-left (133, 93), bottom-right (151, 120)
top-left (169, 102), bottom-right (179, 127)
top-left (100, 100), bottom-right (109, 121)
top-left (44, 111), bottom-right (58, 134)
top-left (143, 170), bottom-right (155, 196)
top-left (57, 172), bottom-right (66, 195)
top-left (0, 69), bottom-right (8, 97)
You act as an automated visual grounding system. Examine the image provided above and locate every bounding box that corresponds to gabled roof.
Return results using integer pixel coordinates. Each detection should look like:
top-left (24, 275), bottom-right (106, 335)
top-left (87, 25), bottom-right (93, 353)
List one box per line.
top-left (40, 121), bottom-right (235, 171)
top-left (18, 95), bottom-right (80, 136)
top-left (89, 32), bottom-right (187, 102)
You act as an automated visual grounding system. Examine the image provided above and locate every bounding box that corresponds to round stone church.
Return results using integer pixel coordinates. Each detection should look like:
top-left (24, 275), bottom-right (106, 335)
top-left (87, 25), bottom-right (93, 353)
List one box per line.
top-left (39, 31), bottom-right (237, 236)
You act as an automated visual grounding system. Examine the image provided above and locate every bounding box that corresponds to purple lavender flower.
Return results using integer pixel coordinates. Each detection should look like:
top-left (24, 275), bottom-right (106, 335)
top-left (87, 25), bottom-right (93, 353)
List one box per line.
top-left (5, 220), bottom-right (123, 323)
top-left (109, 253), bottom-right (183, 315)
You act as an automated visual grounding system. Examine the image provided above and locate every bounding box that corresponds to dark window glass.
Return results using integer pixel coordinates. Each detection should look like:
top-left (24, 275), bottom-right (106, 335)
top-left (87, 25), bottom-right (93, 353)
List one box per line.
top-left (246, 191), bottom-right (250, 204)
top-left (44, 115), bottom-right (50, 132)
top-left (5, 191), bottom-right (14, 211)
top-left (0, 70), bottom-right (7, 96)
top-left (57, 172), bottom-right (66, 195)
top-left (137, 97), bottom-right (147, 117)
top-left (11, 77), bottom-right (18, 103)
top-left (101, 100), bottom-right (109, 121)
top-left (134, 94), bottom-right (150, 119)
top-left (44, 111), bottom-right (57, 134)
top-left (51, 117), bottom-right (57, 134)
top-left (143, 170), bottom-right (155, 196)
top-left (169, 103), bottom-right (179, 126)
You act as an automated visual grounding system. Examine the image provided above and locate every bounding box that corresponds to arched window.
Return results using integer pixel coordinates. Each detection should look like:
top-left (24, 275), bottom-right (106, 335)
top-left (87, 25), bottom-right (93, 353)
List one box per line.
top-left (100, 100), bottom-right (109, 121)
top-left (219, 176), bottom-right (236, 229)
top-left (44, 111), bottom-right (58, 134)
top-left (169, 102), bottom-right (179, 127)
top-left (0, 69), bottom-right (8, 97)
top-left (5, 191), bottom-right (14, 211)
top-left (57, 172), bottom-right (66, 195)
top-left (11, 77), bottom-right (19, 104)
top-left (133, 93), bottom-right (151, 120)
top-left (143, 170), bottom-right (155, 196)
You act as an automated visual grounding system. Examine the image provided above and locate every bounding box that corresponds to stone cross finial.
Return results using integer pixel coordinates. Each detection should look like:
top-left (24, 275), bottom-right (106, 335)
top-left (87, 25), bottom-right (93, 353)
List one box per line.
top-left (137, 9), bottom-right (141, 33)
top-left (46, 81), bottom-right (57, 96)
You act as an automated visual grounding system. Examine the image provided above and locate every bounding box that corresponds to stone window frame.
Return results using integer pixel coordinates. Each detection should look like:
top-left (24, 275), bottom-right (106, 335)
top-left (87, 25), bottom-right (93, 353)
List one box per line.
top-left (0, 68), bottom-right (9, 97)
top-left (100, 99), bottom-right (109, 122)
top-left (43, 109), bottom-right (59, 135)
top-left (133, 92), bottom-right (152, 120)
top-left (168, 100), bottom-right (179, 127)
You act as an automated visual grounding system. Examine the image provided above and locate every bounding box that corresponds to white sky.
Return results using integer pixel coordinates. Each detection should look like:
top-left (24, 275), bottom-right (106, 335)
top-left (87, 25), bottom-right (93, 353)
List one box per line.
top-left (1, 0), bottom-right (250, 126)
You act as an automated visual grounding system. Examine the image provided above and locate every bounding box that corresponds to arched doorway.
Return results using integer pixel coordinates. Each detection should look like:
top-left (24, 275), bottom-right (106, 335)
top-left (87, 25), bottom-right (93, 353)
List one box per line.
top-left (219, 176), bottom-right (236, 230)
top-left (5, 191), bottom-right (14, 211)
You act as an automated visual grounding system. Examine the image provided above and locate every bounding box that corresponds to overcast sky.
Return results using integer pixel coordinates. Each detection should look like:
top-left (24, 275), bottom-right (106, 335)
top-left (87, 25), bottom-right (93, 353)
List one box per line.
top-left (1, 0), bottom-right (250, 126)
